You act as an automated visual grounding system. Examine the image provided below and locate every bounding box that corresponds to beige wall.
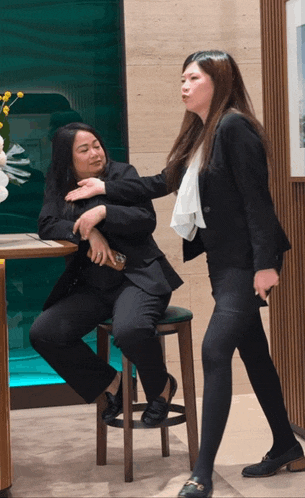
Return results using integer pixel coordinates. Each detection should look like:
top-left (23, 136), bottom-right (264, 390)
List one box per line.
top-left (123, 0), bottom-right (268, 400)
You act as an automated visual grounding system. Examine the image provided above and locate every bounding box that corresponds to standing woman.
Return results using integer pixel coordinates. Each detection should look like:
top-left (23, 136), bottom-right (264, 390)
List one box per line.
top-left (66, 52), bottom-right (305, 498)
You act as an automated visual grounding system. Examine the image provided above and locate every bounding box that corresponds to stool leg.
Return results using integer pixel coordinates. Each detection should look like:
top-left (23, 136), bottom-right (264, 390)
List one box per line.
top-left (159, 335), bottom-right (170, 457)
top-left (178, 321), bottom-right (199, 470)
top-left (122, 354), bottom-right (133, 482)
top-left (96, 325), bottom-right (109, 466)
top-left (132, 376), bottom-right (138, 403)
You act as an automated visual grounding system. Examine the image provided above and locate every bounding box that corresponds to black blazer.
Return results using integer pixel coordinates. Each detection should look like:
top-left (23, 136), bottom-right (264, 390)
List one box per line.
top-left (39, 160), bottom-right (183, 310)
top-left (104, 113), bottom-right (291, 272)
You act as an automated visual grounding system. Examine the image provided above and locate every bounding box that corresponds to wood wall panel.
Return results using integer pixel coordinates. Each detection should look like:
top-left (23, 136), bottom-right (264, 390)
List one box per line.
top-left (260, 0), bottom-right (305, 433)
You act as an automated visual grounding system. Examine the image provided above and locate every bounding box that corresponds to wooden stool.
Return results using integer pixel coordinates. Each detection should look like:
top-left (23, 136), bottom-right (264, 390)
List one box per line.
top-left (96, 305), bottom-right (198, 482)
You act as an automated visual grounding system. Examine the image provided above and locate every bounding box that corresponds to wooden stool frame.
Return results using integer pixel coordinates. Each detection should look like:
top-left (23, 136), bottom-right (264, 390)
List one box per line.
top-left (96, 311), bottom-right (198, 482)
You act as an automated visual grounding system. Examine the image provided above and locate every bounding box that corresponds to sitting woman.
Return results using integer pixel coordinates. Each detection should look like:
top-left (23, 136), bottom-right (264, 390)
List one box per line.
top-left (30, 122), bottom-right (183, 427)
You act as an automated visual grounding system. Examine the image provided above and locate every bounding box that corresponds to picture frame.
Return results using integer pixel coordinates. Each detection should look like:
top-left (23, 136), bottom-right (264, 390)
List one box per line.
top-left (286, 0), bottom-right (305, 178)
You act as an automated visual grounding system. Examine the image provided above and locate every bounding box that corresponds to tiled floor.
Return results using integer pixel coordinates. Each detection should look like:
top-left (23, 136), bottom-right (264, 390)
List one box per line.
top-left (7, 393), bottom-right (305, 497)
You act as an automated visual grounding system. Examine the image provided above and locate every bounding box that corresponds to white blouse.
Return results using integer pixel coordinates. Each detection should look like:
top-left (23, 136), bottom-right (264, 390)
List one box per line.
top-left (170, 146), bottom-right (206, 241)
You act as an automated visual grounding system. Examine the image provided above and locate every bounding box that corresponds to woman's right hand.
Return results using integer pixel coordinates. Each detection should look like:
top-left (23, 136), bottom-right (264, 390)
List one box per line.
top-left (254, 268), bottom-right (279, 300)
top-left (87, 228), bottom-right (116, 267)
top-left (65, 178), bottom-right (106, 202)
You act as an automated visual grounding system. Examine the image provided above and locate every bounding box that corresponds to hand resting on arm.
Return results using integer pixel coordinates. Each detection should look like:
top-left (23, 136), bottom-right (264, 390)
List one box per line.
top-left (73, 205), bottom-right (107, 240)
top-left (65, 178), bottom-right (106, 202)
top-left (87, 227), bottom-right (116, 266)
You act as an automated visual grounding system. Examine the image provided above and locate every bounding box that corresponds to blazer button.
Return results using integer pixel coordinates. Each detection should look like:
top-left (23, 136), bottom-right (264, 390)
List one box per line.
top-left (203, 206), bottom-right (211, 213)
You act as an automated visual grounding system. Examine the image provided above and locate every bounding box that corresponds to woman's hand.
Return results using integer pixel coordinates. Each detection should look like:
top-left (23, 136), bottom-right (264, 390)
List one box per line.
top-left (73, 205), bottom-right (106, 240)
top-left (254, 268), bottom-right (279, 300)
top-left (65, 178), bottom-right (106, 202)
top-left (87, 228), bottom-right (116, 266)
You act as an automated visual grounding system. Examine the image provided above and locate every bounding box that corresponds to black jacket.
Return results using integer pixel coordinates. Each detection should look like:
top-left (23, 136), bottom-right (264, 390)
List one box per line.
top-left (104, 114), bottom-right (290, 272)
top-left (39, 160), bottom-right (183, 310)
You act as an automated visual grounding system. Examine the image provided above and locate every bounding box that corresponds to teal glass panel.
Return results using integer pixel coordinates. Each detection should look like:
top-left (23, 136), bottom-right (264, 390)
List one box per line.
top-left (9, 334), bottom-right (134, 388)
top-left (0, 0), bottom-right (129, 388)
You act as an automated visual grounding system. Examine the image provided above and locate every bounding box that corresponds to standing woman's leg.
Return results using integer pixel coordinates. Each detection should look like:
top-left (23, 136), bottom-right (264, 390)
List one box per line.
top-left (179, 267), bottom-right (269, 497)
top-left (238, 312), bottom-right (305, 477)
top-left (238, 312), bottom-right (297, 458)
top-left (190, 306), bottom-right (251, 486)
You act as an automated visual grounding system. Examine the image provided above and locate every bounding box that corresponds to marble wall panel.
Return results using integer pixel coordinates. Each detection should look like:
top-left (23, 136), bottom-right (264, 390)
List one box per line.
top-left (126, 64), bottom-right (184, 154)
top-left (129, 152), bottom-right (168, 177)
top-left (238, 63), bottom-right (263, 121)
top-left (124, 0), bottom-right (261, 66)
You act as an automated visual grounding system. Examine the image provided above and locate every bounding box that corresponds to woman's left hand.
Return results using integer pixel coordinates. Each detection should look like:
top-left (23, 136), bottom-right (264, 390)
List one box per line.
top-left (87, 228), bottom-right (116, 266)
top-left (254, 268), bottom-right (279, 300)
top-left (65, 178), bottom-right (105, 202)
top-left (73, 205), bottom-right (106, 240)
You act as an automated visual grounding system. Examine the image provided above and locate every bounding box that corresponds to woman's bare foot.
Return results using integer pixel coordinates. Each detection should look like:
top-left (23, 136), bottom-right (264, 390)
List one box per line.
top-left (159, 376), bottom-right (171, 401)
top-left (106, 371), bottom-right (121, 396)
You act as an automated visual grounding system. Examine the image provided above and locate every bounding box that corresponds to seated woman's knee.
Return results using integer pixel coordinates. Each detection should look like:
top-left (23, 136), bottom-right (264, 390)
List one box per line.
top-left (112, 322), bottom-right (155, 351)
top-left (30, 312), bottom-right (71, 348)
top-left (29, 319), bottom-right (46, 349)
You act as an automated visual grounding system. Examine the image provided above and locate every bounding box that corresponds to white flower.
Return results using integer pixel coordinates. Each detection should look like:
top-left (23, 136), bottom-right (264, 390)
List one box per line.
top-left (0, 169), bottom-right (8, 187)
top-left (0, 185), bottom-right (8, 202)
top-left (0, 165), bottom-right (9, 202)
top-left (0, 135), bottom-right (7, 168)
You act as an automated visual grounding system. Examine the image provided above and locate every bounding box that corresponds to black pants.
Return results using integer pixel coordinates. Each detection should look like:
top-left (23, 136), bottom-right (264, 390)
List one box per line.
top-left (30, 279), bottom-right (171, 403)
top-left (192, 265), bottom-right (296, 484)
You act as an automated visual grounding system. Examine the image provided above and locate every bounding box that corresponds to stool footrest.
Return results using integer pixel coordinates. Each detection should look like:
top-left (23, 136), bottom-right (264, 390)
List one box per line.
top-left (105, 402), bottom-right (186, 429)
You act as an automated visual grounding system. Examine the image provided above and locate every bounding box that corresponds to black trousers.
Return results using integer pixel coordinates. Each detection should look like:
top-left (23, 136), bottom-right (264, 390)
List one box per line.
top-left (30, 278), bottom-right (171, 403)
top-left (192, 265), bottom-right (296, 484)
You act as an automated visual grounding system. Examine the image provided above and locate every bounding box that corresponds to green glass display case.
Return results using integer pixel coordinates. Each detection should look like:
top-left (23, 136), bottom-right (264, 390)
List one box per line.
top-left (0, 0), bottom-right (129, 395)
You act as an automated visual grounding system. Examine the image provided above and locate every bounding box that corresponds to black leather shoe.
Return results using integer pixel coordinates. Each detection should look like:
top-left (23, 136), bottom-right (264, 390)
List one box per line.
top-left (102, 376), bottom-right (123, 423)
top-left (242, 442), bottom-right (305, 477)
top-left (141, 373), bottom-right (177, 428)
top-left (178, 476), bottom-right (213, 497)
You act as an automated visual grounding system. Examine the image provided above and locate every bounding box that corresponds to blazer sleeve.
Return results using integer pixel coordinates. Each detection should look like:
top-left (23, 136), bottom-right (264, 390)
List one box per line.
top-left (84, 163), bottom-right (158, 236)
top-left (104, 169), bottom-right (170, 203)
top-left (219, 114), bottom-right (290, 272)
top-left (38, 183), bottom-right (81, 244)
top-left (39, 162), bottom-right (157, 241)
top-left (75, 162), bottom-right (156, 237)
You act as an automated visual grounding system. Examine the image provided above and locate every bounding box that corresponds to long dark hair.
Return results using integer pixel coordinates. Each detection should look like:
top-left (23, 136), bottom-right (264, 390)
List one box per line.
top-left (165, 50), bottom-right (271, 191)
top-left (47, 122), bottom-right (109, 198)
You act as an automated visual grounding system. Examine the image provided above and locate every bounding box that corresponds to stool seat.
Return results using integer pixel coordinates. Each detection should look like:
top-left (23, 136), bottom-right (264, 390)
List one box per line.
top-left (100, 305), bottom-right (193, 327)
top-left (96, 305), bottom-right (198, 482)
top-left (157, 305), bottom-right (193, 324)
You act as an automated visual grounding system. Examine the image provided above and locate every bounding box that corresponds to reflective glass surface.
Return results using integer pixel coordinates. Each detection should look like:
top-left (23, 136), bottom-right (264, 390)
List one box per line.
top-left (0, 0), bottom-right (128, 387)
